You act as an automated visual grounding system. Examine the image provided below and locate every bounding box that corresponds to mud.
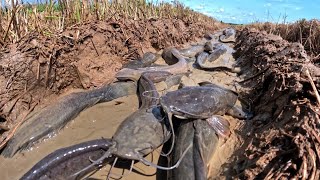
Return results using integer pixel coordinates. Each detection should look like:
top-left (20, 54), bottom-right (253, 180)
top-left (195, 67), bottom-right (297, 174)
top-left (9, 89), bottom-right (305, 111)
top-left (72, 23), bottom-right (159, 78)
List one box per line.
top-left (220, 28), bottom-right (320, 179)
top-left (0, 16), bottom-right (318, 180)
top-left (0, 95), bottom-right (162, 180)
top-left (0, 26), bottom-right (246, 179)
top-left (0, 17), bottom-right (221, 144)
top-left (2, 81), bottom-right (137, 158)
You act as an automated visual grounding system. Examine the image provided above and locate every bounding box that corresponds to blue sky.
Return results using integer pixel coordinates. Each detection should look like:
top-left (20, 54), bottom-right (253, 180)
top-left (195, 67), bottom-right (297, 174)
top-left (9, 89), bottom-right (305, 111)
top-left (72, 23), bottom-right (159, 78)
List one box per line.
top-left (151, 0), bottom-right (320, 24)
top-left (1, 0), bottom-right (319, 24)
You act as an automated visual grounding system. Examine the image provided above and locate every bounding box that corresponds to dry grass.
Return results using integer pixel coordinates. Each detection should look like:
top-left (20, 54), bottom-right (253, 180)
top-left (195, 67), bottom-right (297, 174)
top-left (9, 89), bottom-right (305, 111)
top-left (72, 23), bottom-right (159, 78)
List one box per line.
top-left (0, 0), bottom-right (217, 46)
top-left (2, 0), bottom-right (319, 60)
top-left (243, 19), bottom-right (320, 61)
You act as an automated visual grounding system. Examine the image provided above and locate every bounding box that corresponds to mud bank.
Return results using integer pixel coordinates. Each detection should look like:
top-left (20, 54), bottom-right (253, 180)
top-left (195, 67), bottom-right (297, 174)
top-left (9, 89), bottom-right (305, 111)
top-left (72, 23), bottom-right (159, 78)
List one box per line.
top-left (221, 28), bottom-right (320, 179)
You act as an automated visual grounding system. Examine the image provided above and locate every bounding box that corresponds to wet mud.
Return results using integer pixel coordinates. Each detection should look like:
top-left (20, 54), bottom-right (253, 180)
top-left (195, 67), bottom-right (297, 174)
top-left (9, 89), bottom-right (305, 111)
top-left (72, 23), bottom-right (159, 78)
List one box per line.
top-left (0, 18), bottom-right (222, 144)
top-left (0, 95), bottom-right (162, 180)
top-left (0, 27), bottom-right (246, 179)
top-left (0, 17), bottom-right (319, 179)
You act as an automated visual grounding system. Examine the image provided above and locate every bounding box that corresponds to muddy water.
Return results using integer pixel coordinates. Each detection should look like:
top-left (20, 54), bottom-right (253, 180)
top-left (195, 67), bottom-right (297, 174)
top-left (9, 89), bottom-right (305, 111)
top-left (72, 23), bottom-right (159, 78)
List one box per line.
top-left (0, 32), bottom-right (247, 179)
top-left (0, 95), bottom-right (161, 180)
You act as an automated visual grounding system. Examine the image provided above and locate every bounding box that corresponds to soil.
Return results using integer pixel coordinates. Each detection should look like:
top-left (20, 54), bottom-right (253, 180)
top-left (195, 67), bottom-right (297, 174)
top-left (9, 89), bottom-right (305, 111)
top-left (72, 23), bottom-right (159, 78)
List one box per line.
top-left (220, 28), bottom-right (320, 179)
top-left (0, 17), bottom-right (222, 143)
top-left (1, 16), bottom-right (320, 180)
top-left (0, 32), bottom-right (245, 180)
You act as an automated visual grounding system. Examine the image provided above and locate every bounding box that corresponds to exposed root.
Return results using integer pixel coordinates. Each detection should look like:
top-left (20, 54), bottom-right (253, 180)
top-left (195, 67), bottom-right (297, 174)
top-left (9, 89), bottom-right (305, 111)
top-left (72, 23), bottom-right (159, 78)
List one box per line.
top-left (305, 69), bottom-right (320, 106)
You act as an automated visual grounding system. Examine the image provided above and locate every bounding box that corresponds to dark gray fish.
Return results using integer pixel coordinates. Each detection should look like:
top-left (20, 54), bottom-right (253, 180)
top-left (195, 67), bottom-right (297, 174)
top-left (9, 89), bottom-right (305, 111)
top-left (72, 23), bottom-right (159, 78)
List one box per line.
top-left (116, 48), bottom-right (189, 81)
top-left (159, 84), bottom-right (234, 160)
top-left (123, 52), bottom-right (160, 69)
top-left (173, 119), bottom-right (219, 180)
top-left (204, 41), bottom-right (215, 52)
top-left (195, 44), bottom-right (240, 73)
top-left (170, 84), bottom-right (248, 180)
top-left (196, 44), bottom-right (227, 67)
top-left (72, 71), bottom-right (188, 177)
top-left (141, 52), bottom-right (161, 66)
top-left (160, 86), bottom-right (238, 119)
top-left (219, 28), bottom-right (236, 43)
top-left (2, 82), bottom-right (137, 158)
top-left (199, 82), bottom-right (250, 119)
top-left (111, 72), bottom-right (173, 160)
top-left (172, 120), bottom-right (195, 180)
top-left (195, 51), bottom-right (210, 67)
top-left (178, 45), bottom-right (205, 58)
top-left (21, 139), bottom-right (113, 180)
top-left (207, 44), bottom-right (228, 62)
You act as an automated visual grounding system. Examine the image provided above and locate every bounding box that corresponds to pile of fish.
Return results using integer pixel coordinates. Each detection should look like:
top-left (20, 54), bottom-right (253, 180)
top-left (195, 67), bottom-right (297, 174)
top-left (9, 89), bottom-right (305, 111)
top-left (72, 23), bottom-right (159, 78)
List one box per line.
top-left (1, 28), bottom-right (251, 180)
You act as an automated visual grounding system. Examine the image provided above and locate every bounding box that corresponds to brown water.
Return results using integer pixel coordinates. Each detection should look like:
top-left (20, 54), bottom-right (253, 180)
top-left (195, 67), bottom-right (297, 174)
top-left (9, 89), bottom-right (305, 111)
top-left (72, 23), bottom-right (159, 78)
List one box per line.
top-left (0, 35), bottom-right (247, 179)
top-left (0, 95), bottom-right (162, 180)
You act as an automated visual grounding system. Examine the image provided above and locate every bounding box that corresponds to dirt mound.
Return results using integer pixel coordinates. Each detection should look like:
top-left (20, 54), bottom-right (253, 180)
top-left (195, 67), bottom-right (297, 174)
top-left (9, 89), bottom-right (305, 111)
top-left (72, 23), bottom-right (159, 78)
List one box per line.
top-left (0, 17), bottom-right (221, 147)
top-left (224, 28), bottom-right (320, 179)
top-left (246, 19), bottom-right (320, 62)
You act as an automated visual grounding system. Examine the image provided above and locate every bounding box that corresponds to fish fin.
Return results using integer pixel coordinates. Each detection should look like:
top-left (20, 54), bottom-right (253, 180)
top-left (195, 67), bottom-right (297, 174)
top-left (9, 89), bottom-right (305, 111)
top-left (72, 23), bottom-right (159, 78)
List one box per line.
top-left (174, 114), bottom-right (188, 119)
top-left (206, 115), bottom-right (230, 138)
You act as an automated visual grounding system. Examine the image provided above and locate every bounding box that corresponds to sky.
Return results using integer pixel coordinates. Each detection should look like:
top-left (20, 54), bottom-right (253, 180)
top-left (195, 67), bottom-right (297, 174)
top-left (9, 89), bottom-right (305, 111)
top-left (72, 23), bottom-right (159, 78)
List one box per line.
top-left (151, 0), bottom-right (320, 24)
top-left (1, 0), bottom-right (319, 24)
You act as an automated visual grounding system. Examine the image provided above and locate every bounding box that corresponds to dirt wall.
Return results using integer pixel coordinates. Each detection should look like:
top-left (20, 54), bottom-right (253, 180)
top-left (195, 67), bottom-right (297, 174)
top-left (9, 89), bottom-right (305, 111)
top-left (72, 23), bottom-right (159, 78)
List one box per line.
top-left (227, 28), bottom-right (320, 179)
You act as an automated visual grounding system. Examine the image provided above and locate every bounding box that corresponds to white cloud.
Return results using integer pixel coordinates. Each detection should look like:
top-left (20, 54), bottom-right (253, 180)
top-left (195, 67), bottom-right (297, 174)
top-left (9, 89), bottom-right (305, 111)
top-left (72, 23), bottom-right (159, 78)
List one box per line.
top-left (267, 0), bottom-right (284, 2)
top-left (264, 3), bottom-right (272, 7)
top-left (214, 8), bottom-right (225, 13)
top-left (282, 3), bottom-right (302, 10)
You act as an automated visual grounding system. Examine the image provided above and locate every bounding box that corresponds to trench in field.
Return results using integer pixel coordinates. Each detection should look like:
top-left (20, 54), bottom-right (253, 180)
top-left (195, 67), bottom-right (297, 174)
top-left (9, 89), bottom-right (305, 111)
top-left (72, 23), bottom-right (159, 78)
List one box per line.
top-left (0, 32), bottom-right (264, 180)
